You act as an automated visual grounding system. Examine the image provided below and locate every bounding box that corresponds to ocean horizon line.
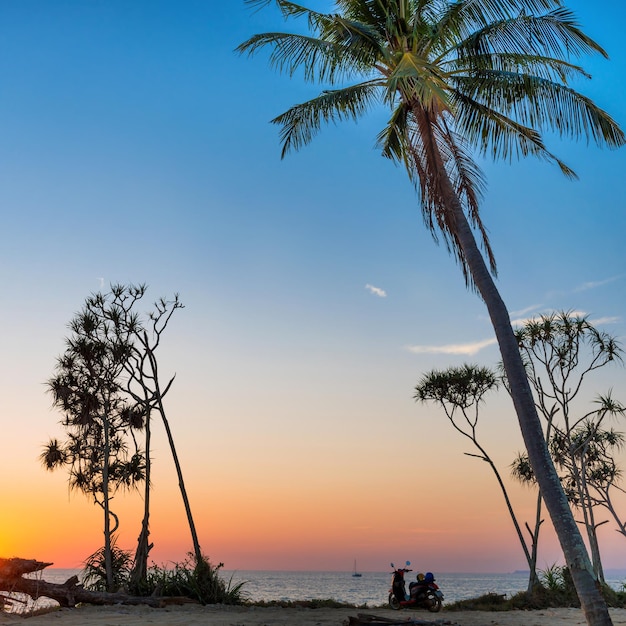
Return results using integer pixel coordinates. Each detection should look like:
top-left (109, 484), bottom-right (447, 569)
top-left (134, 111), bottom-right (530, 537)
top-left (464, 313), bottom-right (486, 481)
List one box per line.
top-left (43, 566), bottom-right (626, 576)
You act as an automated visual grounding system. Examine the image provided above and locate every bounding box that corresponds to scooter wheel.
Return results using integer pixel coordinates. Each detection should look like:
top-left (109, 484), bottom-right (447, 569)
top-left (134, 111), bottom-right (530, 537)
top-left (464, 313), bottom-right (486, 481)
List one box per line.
top-left (426, 592), bottom-right (442, 612)
top-left (389, 594), bottom-right (401, 610)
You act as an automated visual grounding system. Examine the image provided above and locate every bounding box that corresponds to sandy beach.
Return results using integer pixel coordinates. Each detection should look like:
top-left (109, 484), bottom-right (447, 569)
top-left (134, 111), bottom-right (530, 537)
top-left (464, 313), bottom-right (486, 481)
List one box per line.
top-left (2, 605), bottom-right (626, 626)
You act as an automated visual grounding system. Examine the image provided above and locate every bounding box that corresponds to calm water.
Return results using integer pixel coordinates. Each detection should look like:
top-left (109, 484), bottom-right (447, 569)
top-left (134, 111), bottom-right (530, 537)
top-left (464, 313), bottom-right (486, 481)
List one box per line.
top-left (26, 568), bottom-right (626, 610)
top-left (222, 570), bottom-right (531, 606)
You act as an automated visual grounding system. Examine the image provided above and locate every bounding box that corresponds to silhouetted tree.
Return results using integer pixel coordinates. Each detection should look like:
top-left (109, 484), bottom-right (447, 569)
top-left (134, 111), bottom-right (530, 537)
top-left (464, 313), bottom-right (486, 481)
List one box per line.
top-left (507, 312), bottom-right (625, 583)
top-left (415, 364), bottom-right (540, 592)
top-left (43, 284), bottom-right (203, 592)
top-left (79, 284), bottom-right (203, 589)
top-left (239, 3), bottom-right (624, 623)
top-left (42, 306), bottom-right (145, 591)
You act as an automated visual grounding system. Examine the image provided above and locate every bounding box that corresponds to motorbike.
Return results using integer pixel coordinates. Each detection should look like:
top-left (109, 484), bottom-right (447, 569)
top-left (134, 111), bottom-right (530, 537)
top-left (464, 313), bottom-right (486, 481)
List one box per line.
top-left (388, 562), bottom-right (444, 612)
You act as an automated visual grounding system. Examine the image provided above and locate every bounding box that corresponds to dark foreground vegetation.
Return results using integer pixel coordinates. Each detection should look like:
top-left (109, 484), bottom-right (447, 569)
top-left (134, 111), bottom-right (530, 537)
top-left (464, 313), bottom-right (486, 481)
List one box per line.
top-left (81, 549), bottom-right (246, 606)
top-left (445, 566), bottom-right (626, 612)
top-left (0, 554), bottom-right (245, 613)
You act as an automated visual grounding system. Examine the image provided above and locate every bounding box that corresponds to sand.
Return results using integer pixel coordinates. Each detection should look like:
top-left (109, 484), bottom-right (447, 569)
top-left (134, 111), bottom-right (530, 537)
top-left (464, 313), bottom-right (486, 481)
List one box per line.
top-left (2, 605), bottom-right (626, 626)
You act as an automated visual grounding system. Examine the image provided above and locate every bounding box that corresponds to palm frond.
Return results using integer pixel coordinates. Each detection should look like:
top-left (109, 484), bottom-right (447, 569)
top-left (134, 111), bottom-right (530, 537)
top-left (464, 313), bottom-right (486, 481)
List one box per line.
top-left (237, 33), bottom-right (347, 84)
top-left (238, 13), bottom-right (384, 83)
top-left (387, 52), bottom-right (450, 111)
top-left (439, 120), bottom-right (490, 240)
top-left (377, 102), bottom-right (411, 166)
top-left (436, 0), bottom-right (562, 49)
top-left (415, 112), bottom-right (495, 285)
top-left (320, 16), bottom-right (385, 68)
top-left (379, 103), bottom-right (493, 286)
top-left (272, 80), bottom-right (382, 157)
top-left (457, 9), bottom-right (608, 61)
top-left (455, 72), bottom-right (625, 148)
top-left (243, 0), bottom-right (624, 287)
top-left (244, 0), bottom-right (319, 21)
top-left (449, 0), bottom-right (574, 38)
top-left (447, 52), bottom-right (591, 83)
top-left (451, 89), bottom-right (577, 178)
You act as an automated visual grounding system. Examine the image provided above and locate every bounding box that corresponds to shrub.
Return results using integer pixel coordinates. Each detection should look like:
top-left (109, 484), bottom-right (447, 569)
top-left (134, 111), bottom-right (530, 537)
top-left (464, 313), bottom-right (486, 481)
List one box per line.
top-left (142, 554), bottom-right (246, 605)
top-left (82, 540), bottom-right (133, 592)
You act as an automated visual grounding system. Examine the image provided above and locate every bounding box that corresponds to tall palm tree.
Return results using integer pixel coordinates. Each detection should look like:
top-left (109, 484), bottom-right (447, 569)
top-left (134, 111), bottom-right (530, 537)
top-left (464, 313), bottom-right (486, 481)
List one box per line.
top-left (238, 2), bottom-right (624, 624)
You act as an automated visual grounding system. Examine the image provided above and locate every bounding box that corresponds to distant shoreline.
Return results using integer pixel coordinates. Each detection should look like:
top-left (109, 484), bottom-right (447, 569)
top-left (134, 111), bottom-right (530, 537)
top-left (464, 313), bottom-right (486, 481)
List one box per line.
top-left (38, 566), bottom-right (626, 575)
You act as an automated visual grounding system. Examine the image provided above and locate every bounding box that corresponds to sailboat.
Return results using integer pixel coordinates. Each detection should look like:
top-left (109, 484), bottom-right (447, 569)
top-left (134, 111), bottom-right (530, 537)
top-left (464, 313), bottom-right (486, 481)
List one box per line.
top-left (352, 560), bottom-right (362, 577)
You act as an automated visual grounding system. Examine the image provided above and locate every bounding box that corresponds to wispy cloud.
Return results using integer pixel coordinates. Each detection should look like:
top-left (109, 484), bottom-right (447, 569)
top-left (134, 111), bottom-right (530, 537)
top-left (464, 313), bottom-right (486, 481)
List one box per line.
top-left (510, 304), bottom-right (543, 318)
top-left (406, 337), bottom-right (497, 356)
top-left (589, 316), bottom-right (621, 326)
top-left (365, 284), bottom-right (387, 298)
top-left (573, 275), bottom-right (623, 293)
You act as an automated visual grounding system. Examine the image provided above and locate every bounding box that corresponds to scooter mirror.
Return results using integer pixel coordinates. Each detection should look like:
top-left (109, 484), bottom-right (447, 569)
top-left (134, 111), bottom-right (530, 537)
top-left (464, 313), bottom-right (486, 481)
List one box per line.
top-left (405, 561), bottom-right (411, 566)
top-left (390, 563), bottom-right (395, 568)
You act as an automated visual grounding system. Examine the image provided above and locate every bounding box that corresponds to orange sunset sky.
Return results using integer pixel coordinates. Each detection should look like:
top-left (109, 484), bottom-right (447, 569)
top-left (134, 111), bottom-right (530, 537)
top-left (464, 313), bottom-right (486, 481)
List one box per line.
top-left (1, 0), bottom-right (625, 574)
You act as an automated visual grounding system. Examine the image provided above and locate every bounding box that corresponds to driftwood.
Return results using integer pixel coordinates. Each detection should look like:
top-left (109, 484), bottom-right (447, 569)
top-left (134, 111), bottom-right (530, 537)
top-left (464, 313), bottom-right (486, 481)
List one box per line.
top-left (0, 557), bottom-right (190, 608)
top-left (347, 613), bottom-right (457, 626)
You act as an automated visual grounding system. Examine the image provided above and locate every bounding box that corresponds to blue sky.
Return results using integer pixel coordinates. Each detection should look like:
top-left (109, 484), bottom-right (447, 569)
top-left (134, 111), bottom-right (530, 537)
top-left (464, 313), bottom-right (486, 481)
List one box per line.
top-left (0, 1), bottom-right (625, 572)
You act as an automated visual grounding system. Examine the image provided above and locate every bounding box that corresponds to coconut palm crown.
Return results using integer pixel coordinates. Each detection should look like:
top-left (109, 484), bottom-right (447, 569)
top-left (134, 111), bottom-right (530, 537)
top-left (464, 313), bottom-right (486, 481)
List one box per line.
top-left (238, 0), bottom-right (623, 287)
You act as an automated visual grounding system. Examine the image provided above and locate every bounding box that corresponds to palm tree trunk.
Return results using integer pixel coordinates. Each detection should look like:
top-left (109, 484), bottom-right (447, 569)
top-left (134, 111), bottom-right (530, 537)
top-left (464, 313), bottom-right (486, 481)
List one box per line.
top-left (454, 207), bottom-right (610, 623)
top-left (442, 185), bottom-right (611, 625)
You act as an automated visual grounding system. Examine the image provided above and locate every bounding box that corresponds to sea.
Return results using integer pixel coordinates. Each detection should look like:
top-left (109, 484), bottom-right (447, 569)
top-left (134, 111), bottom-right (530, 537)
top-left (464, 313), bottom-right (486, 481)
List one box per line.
top-left (24, 568), bottom-right (626, 609)
top-left (221, 569), bottom-right (626, 606)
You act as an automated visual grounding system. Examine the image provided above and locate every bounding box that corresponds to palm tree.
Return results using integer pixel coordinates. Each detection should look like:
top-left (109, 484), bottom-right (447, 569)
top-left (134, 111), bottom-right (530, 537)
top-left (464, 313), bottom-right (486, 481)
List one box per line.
top-left (238, 2), bottom-right (624, 624)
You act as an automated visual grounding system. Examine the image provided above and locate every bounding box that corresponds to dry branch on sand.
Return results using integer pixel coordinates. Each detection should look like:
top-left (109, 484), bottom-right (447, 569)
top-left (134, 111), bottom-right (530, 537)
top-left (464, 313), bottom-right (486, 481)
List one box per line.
top-left (0, 557), bottom-right (188, 609)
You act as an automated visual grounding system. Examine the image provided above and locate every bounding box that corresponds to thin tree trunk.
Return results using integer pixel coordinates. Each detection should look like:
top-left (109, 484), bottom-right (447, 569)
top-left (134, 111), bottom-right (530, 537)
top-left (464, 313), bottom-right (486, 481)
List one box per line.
top-left (147, 348), bottom-right (203, 565)
top-left (526, 493), bottom-right (543, 593)
top-left (156, 396), bottom-right (203, 565)
top-left (584, 489), bottom-right (606, 584)
top-left (102, 414), bottom-right (113, 592)
top-left (580, 442), bottom-right (606, 584)
top-left (484, 456), bottom-right (536, 575)
top-left (460, 427), bottom-right (536, 577)
top-left (448, 195), bottom-right (611, 625)
top-left (130, 404), bottom-right (152, 590)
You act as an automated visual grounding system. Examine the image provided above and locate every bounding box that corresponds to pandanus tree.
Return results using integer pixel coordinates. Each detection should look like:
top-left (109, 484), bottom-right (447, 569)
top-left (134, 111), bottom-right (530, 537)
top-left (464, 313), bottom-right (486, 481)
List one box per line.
top-left (507, 312), bottom-right (625, 583)
top-left (80, 285), bottom-right (205, 588)
top-left (238, 1), bottom-right (624, 623)
top-left (42, 311), bottom-right (145, 591)
top-left (415, 364), bottom-right (541, 592)
top-left (43, 285), bottom-right (205, 591)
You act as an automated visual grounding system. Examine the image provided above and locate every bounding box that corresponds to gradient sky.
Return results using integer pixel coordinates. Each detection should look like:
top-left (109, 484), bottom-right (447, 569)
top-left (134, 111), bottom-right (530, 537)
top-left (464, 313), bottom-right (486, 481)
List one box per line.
top-left (0, 1), bottom-right (625, 574)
